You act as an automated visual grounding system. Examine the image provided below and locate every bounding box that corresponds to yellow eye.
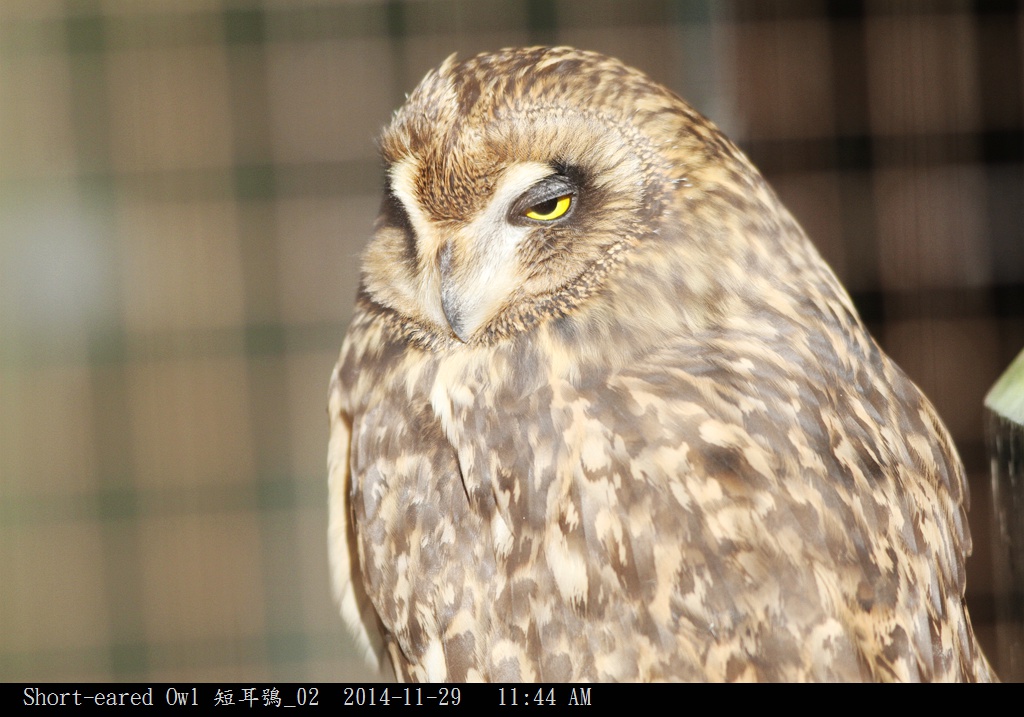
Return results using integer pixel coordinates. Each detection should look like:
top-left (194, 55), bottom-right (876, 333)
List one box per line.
top-left (524, 195), bottom-right (572, 221)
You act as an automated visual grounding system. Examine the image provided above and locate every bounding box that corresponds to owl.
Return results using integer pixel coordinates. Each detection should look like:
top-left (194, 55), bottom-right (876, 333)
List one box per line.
top-left (328, 47), bottom-right (995, 682)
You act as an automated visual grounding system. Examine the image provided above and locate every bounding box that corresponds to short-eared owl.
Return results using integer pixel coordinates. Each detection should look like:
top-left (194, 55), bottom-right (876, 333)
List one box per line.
top-left (328, 47), bottom-right (995, 682)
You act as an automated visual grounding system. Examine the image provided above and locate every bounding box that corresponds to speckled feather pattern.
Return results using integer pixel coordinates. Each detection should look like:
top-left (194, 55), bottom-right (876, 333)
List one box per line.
top-left (328, 47), bottom-right (995, 682)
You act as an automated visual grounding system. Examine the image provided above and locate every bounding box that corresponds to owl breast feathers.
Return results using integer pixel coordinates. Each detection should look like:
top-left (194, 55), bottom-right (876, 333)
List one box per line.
top-left (328, 46), bottom-right (995, 682)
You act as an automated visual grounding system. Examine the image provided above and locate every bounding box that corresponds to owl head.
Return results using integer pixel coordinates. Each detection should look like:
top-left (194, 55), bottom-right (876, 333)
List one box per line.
top-left (359, 47), bottom-right (826, 351)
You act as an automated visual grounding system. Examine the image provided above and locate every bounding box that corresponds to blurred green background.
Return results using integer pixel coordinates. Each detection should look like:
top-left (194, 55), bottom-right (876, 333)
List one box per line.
top-left (1, 0), bottom-right (1022, 681)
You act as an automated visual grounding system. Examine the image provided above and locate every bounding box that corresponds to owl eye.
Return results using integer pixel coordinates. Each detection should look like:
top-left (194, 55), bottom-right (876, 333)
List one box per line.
top-left (512, 172), bottom-right (579, 225)
top-left (524, 195), bottom-right (573, 221)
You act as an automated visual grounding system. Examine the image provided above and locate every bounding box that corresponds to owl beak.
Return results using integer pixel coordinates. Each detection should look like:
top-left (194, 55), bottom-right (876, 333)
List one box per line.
top-left (435, 229), bottom-right (520, 344)
top-left (438, 241), bottom-right (472, 343)
top-left (441, 292), bottom-right (471, 343)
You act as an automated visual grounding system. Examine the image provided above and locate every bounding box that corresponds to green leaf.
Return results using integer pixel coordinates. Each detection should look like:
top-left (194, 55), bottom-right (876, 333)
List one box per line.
top-left (985, 347), bottom-right (1024, 425)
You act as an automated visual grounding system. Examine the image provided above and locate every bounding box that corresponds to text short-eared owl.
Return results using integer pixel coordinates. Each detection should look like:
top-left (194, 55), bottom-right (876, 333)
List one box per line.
top-left (328, 47), bottom-right (995, 682)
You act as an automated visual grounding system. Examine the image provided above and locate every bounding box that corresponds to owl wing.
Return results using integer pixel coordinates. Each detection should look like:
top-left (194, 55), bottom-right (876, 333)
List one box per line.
top-left (331, 304), bottom-right (511, 681)
top-left (568, 327), bottom-right (993, 682)
top-left (327, 352), bottom-right (388, 674)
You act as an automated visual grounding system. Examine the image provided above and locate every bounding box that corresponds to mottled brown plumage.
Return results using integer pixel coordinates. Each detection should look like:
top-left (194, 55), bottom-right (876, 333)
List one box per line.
top-left (328, 47), bottom-right (995, 681)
